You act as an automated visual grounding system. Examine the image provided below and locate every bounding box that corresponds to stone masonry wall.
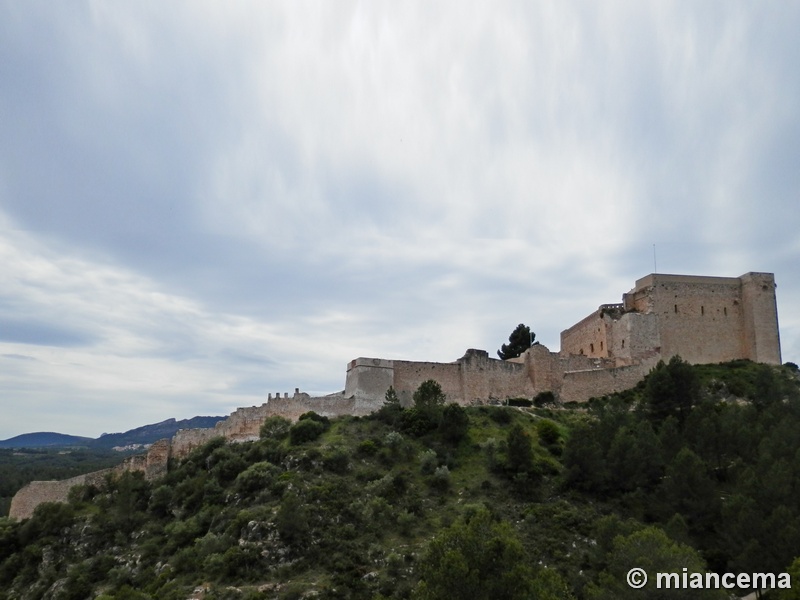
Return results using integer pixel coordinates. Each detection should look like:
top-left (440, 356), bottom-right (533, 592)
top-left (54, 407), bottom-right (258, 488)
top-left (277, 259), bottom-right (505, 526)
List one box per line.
top-left (392, 360), bottom-right (463, 406)
top-left (740, 272), bottom-right (782, 364)
top-left (459, 350), bottom-right (534, 402)
top-left (559, 357), bottom-right (659, 404)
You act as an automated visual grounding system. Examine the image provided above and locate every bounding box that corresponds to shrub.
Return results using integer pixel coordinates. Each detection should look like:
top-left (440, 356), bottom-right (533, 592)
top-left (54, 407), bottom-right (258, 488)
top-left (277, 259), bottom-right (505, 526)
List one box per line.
top-left (322, 448), bottom-right (350, 474)
top-left (357, 439), bottom-right (379, 456)
top-left (536, 419), bottom-right (561, 447)
top-left (259, 416), bottom-right (291, 440)
top-left (400, 407), bottom-right (438, 436)
top-left (431, 466), bottom-right (451, 492)
top-left (289, 419), bottom-right (326, 445)
top-left (507, 398), bottom-right (533, 407)
top-left (419, 449), bottom-right (439, 475)
top-left (533, 391), bottom-right (556, 407)
top-left (438, 403), bottom-right (469, 443)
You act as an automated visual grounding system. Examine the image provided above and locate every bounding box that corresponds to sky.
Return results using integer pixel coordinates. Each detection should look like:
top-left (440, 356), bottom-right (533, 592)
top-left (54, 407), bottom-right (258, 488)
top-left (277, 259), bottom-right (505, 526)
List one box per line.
top-left (1, 2), bottom-right (798, 439)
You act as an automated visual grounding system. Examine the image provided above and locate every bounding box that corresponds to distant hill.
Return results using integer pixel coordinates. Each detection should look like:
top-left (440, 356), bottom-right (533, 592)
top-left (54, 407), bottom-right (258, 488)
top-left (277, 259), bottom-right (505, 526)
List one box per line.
top-left (0, 416), bottom-right (225, 449)
top-left (90, 416), bottom-right (225, 449)
top-left (0, 432), bottom-right (94, 449)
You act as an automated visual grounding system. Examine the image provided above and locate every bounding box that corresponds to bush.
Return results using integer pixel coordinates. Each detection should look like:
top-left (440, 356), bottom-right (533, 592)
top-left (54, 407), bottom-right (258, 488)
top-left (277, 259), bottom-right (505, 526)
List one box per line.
top-left (507, 398), bottom-right (533, 407)
top-left (259, 416), bottom-right (291, 440)
top-left (290, 419), bottom-right (327, 445)
top-left (357, 439), bottom-right (379, 456)
top-left (438, 403), bottom-right (469, 443)
top-left (322, 448), bottom-right (350, 474)
top-left (533, 391), bottom-right (556, 407)
top-left (536, 419), bottom-right (561, 447)
top-left (400, 408), bottom-right (438, 437)
top-left (431, 466), bottom-right (451, 492)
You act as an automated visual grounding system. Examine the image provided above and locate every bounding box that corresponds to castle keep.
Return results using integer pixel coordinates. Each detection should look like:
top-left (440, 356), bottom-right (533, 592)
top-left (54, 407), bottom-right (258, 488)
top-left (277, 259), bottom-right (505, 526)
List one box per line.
top-left (9, 271), bottom-right (781, 520)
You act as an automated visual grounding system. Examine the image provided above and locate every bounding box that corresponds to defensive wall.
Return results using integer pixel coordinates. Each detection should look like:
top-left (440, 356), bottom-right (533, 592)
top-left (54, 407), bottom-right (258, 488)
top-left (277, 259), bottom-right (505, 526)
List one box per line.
top-left (9, 271), bottom-right (781, 520)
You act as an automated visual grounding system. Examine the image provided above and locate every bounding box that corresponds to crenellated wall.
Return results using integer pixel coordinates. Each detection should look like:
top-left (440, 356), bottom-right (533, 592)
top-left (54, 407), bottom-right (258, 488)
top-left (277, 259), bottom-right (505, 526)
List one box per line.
top-left (10, 271), bottom-right (780, 521)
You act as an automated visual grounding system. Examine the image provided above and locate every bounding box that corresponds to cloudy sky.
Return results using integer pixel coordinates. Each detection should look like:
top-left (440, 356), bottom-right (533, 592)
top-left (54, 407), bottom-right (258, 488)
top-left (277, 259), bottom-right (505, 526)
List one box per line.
top-left (1, 2), bottom-right (798, 439)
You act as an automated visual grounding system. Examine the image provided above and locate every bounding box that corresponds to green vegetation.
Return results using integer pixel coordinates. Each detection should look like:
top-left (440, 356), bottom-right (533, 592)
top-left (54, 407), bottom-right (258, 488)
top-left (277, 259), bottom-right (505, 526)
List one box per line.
top-left (0, 448), bottom-right (130, 517)
top-left (0, 362), bottom-right (798, 599)
top-left (497, 323), bottom-right (534, 360)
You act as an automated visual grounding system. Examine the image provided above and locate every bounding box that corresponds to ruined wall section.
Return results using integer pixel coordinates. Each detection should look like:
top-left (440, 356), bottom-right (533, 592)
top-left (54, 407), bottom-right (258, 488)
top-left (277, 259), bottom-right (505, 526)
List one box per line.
top-left (740, 272), bottom-right (782, 364)
top-left (171, 427), bottom-right (221, 461)
top-left (609, 312), bottom-right (660, 366)
top-left (9, 469), bottom-right (114, 520)
top-left (459, 349), bottom-right (534, 403)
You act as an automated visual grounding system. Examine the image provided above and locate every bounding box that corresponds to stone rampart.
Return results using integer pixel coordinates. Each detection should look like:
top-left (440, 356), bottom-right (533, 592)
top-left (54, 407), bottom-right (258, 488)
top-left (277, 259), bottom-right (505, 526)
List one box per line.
top-left (559, 357), bottom-right (659, 404)
top-left (9, 469), bottom-right (114, 520)
top-left (10, 270), bottom-right (780, 521)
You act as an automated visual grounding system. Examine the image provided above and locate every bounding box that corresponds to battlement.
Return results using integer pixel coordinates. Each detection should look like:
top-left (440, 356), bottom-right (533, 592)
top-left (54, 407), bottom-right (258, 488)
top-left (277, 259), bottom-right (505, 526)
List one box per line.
top-left (9, 270), bottom-right (781, 522)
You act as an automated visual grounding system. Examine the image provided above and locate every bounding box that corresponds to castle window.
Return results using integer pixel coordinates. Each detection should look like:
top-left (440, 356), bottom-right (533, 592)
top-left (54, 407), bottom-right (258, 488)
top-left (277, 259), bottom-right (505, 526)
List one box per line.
top-left (580, 349), bottom-right (584, 355)
top-left (674, 304), bottom-right (678, 314)
top-left (590, 343), bottom-right (594, 353)
top-left (622, 339), bottom-right (625, 349)
top-left (701, 306), bottom-right (704, 316)
top-left (600, 341), bottom-right (604, 351)
top-left (724, 307), bottom-right (727, 316)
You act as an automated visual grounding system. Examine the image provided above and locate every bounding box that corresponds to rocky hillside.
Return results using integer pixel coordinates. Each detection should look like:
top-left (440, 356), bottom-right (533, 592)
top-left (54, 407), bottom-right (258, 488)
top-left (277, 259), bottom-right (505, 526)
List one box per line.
top-left (0, 360), bottom-right (798, 599)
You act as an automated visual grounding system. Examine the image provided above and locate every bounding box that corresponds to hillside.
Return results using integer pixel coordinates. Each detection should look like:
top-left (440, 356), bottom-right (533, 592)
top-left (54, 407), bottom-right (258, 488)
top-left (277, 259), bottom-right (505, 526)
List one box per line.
top-left (0, 360), bottom-right (798, 599)
top-left (0, 432), bottom-right (93, 449)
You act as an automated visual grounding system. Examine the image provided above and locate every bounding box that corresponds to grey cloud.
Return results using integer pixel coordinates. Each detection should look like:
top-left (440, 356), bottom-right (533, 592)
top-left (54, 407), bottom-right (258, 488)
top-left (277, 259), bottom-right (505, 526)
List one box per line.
top-left (0, 319), bottom-right (95, 347)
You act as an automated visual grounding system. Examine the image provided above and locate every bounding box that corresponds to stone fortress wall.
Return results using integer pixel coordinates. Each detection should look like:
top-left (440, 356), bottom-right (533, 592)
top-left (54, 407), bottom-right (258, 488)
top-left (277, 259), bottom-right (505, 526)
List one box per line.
top-left (9, 271), bottom-right (781, 520)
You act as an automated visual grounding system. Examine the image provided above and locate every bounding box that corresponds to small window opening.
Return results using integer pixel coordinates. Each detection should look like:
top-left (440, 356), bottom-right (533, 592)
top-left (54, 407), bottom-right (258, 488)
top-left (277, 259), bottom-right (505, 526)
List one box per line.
top-left (724, 307), bottom-right (727, 316)
top-left (590, 343), bottom-right (594, 353)
top-left (621, 339), bottom-right (625, 349)
top-left (701, 306), bottom-right (704, 316)
top-left (580, 349), bottom-right (584, 355)
top-left (600, 341), bottom-right (604, 351)
top-left (674, 304), bottom-right (678, 314)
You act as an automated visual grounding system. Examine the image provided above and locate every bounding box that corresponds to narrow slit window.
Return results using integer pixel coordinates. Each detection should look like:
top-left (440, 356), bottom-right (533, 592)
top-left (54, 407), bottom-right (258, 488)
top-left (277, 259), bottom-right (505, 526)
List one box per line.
top-left (674, 304), bottom-right (678, 314)
top-left (590, 343), bottom-right (594, 353)
top-left (622, 339), bottom-right (625, 349)
top-left (724, 307), bottom-right (727, 316)
top-left (600, 341), bottom-right (603, 351)
top-left (701, 306), bottom-right (705, 316)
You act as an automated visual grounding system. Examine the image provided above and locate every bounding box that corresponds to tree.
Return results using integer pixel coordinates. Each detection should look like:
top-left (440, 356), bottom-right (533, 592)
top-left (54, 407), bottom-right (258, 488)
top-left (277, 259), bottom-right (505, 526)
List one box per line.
top-left (438, 403), bottom-right (469, 443)
top-left (413, 380), bottom-right (446, 415)
top-left (644, 356), bottom-right (699, 425)
top-left (585, 526), bottom-right (727, 599)
top-left (498, 324), bottom-right (534, 360)
top-left (414, 508), bottom-right (539, 599)
top-left (507, 423), bottom-right (534, 475)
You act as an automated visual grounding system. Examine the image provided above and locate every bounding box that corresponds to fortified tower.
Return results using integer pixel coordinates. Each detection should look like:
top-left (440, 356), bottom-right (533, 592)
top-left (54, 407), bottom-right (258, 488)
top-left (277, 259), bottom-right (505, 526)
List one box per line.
top-left (560, 272), bottom-right (781, 366)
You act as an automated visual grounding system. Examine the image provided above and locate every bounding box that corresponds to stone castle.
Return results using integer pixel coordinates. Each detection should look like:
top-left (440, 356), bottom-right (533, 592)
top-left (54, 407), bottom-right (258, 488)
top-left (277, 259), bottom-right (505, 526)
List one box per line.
top-left (9, 271), bottom-right (781, 519)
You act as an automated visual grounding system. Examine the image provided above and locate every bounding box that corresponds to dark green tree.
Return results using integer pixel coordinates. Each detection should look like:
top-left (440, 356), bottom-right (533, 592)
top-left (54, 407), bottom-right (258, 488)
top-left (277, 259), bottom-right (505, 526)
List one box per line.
top-left (413, 380), bottom-right (446, 415)
top-left (644, 356), bottom-right (699, 425)
top-left (585, 526), bottom-right (726, 599)
top-left (507, 423), bottom-right (534, 475)
top-left (497, 324), bottom-right (534, 360)
top-left (414, 508), bottom-right (539, 599)
top-left (438, 403), bottom-right (469, 443)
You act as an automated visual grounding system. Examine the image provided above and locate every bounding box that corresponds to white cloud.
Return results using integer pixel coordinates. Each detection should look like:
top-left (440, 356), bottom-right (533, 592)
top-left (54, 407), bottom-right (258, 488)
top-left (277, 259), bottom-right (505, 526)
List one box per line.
top-left (0, 2), bottom-right (798, 437)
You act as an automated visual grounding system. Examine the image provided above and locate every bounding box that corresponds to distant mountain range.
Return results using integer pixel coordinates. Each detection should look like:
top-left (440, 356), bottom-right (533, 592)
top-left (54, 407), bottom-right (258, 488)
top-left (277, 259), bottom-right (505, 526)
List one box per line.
top-left (0, 416), bottom-right (226, 449)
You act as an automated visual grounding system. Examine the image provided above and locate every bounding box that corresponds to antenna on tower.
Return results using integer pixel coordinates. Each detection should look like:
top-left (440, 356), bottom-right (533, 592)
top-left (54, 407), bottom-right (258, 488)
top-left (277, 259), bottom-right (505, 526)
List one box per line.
top-left (653, 244), bottom-right (657, 273)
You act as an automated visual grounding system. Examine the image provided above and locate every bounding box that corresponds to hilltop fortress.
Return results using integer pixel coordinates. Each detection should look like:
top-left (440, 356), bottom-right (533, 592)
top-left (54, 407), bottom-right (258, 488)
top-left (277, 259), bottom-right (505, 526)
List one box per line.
top-left (9, 272), bottom-right (781, 519)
